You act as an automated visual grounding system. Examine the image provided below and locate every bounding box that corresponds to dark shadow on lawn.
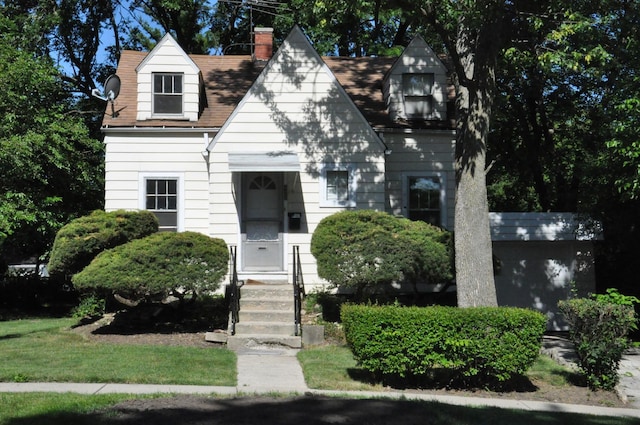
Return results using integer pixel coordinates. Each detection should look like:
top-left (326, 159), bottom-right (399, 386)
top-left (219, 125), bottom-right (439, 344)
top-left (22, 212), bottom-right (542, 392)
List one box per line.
top-left (4, 395), bottom-right (630, 425)
top-left (89, 297), bottom-right (228, 336)
top-left (347, 367), bottom-right (542, 393)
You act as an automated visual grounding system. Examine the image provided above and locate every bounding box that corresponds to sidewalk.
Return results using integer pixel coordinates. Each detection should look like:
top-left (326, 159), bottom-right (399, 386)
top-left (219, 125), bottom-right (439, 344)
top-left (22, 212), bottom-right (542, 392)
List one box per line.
top-left (2, 339), bottom-right (640, 419)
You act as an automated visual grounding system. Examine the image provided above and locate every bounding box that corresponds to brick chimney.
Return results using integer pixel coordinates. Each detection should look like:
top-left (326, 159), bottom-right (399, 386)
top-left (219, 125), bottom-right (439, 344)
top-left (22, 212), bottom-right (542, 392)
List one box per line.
top-left (253, 27), bottom-right (273, 61)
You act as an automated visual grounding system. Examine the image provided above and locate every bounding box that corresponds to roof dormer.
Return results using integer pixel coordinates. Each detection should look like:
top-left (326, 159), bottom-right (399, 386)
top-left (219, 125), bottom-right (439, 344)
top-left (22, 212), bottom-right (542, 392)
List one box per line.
top-left (383, 36), bottom-right (449, 123)
top-left (135, 33), bottom-right (202, 122)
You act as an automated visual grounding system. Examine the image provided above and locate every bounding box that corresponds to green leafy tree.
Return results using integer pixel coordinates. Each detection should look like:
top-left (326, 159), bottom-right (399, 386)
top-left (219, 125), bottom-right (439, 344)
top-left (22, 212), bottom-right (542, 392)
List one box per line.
top-left (0, 34), bottom-right (103, 265)
top-left (72, 232), bottom-right (229, 305)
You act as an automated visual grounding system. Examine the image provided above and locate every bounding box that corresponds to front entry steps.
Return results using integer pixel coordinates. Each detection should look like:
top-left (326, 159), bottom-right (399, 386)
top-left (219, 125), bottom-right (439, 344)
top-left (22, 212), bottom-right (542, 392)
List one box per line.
top-left (226, 282), bottom-right (302, 350)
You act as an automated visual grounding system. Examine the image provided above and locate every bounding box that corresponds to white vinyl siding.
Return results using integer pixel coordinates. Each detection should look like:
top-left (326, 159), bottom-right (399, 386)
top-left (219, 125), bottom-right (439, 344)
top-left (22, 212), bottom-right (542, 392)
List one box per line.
top-left (103, 132), bottom-right (209, 235)
top-left (384, 131), bottom-right (455, 230)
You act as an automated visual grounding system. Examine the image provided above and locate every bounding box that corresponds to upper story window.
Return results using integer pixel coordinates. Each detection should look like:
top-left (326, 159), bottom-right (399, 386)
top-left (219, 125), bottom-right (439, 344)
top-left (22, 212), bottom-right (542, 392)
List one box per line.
top-left (153, 73), bottom-right (183, 115)
top-left (403, 73), bottom-right (434, 119)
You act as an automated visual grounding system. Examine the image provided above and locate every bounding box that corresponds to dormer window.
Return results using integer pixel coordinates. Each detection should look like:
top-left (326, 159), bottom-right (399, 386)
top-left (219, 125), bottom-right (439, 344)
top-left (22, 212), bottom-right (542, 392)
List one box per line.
top-left (153, 73), bottom-right (183, 115)
top-left (403, 73), bottom-right (434, 119)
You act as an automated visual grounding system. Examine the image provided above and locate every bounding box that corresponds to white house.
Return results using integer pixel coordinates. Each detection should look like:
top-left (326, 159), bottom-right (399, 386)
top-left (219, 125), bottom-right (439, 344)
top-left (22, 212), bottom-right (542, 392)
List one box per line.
top-left (102, 26), bottom-right (455, 284)
top-left (101, 25), bottom-right (597, 333)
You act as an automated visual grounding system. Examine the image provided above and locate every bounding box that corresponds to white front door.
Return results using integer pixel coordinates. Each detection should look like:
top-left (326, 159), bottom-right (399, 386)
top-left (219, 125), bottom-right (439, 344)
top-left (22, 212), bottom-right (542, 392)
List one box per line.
top-left (241, 173), bottom-right (284, 271)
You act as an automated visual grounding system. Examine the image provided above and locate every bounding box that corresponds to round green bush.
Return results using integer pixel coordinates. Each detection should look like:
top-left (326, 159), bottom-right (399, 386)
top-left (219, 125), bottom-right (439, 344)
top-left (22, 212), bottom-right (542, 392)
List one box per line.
top-left (72, 231), bottom-right (228, 304)
top-left (48, 210), bottom-right (158, 277)
top-left (310, 210), bottom-right (452, 296)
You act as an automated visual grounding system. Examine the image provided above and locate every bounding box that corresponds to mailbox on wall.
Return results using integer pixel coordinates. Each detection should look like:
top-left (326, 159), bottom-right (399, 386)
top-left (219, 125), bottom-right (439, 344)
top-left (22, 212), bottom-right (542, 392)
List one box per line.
top-left (288, 212), bottom-right (301, 230)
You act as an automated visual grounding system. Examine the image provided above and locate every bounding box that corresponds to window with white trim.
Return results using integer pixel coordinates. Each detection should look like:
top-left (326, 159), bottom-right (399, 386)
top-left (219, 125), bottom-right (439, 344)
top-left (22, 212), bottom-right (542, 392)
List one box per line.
top-left (320, 165), bottom-right (356, 207)
top-left (403, 73), bottom-right (434, 119)
top-left (153, 73), bottom-right (183, 115)
top-left (405, 175), bottom-right (444, 227)
top-left (145, 178), bottom-right (178, 231)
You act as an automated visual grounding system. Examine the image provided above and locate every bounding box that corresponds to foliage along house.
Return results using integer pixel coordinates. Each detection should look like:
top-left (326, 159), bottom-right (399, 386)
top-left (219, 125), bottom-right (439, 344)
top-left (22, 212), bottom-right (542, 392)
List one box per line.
top-left (101, 25), bottom-right (596, 333)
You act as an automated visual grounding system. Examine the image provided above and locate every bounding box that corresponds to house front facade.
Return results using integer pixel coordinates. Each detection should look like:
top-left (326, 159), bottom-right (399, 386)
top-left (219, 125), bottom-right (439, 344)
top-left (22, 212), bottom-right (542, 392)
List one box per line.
top-left (101, 26), bottom-right (598, 330)
top-left (102, 25), bottom-right (456, 286)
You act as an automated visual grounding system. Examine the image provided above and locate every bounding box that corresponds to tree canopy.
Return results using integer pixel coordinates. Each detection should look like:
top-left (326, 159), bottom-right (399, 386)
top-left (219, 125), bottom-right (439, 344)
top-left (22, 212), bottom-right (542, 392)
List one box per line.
top-left (0, 21), bottom-right (103, 265)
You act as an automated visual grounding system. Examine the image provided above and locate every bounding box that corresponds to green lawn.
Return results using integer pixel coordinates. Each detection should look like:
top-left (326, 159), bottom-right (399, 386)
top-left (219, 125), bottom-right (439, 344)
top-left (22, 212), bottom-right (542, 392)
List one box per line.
top-left (0, 317), bottom-right (236, 386)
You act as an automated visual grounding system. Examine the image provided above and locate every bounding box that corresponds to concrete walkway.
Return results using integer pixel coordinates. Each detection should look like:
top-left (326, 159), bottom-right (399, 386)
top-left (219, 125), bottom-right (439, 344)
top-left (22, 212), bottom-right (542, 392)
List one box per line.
top-left (3, 338), bottom-right (640, 419)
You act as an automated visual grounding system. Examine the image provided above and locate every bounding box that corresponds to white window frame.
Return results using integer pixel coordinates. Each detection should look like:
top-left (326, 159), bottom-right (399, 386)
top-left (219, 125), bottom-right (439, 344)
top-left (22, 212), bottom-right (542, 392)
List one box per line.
top-left (319, 164), bottom-right (357, 208)
top-left (139, 172), bottom-right (185, 231)
top-left (402, 73), bottom-right (435, 119)
top-left (402, 172), bottom-right (446, 228)
top-left (152, 73), bottom-right (184, 117)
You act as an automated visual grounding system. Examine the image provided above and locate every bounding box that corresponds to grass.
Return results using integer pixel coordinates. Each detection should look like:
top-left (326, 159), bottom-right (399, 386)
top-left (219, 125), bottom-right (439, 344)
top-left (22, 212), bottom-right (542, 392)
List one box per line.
top-left (0, 317), bottom-right (636, 425)
top-left (0, 317), bottom-right (236, 386)
top-left (0, 393), bottom-right (151, 425)
top-left (298, 344), bottom-right (384, 391)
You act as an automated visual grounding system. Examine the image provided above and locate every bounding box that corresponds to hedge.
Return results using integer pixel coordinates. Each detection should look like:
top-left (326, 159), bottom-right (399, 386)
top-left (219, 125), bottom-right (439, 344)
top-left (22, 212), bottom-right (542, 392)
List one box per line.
top-left (72, 231), bottom-right (228, 304)
top-left (341, 304), bottom-right (546, 385)
top-left (48, 210), bottom-right (158, 277)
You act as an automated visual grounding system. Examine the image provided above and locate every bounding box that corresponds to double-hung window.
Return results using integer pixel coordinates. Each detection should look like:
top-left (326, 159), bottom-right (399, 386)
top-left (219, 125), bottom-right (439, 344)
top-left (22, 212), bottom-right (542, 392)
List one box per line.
top-left (405, 175), bottom-right (443, 227)
top-left (403, 73), bottom-right (434, 119)
top-left (153, 73), bottom-right (183, 115)
top-left (320, 165), bottom-right (356, 207)
top-left (145, 178), bottom-right (178, 232)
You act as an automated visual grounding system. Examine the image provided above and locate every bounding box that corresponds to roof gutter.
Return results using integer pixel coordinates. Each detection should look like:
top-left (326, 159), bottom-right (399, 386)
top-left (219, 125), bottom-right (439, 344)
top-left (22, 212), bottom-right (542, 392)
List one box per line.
top-left (101, 126), bottom-right (221, 134)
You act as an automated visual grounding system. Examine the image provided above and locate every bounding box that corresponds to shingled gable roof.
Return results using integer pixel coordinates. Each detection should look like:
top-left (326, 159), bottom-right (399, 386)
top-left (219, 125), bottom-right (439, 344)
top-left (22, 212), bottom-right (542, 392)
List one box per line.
top-left (101, 34), bottom-right (453, 131)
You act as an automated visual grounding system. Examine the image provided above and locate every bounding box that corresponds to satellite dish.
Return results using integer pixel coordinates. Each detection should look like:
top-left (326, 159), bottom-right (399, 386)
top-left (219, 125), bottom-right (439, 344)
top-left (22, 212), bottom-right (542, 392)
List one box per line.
top-left (103, 74), bottom-right (121, 101)
top-left (91, 74), bottom-right (121, 118)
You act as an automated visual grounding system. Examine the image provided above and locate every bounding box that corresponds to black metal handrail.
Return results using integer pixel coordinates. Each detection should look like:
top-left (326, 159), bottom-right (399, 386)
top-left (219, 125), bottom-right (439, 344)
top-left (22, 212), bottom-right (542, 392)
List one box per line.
top-left (293, 245), bottom-right (305, 336)
top-left (228, 245), bottom-right (240, 335)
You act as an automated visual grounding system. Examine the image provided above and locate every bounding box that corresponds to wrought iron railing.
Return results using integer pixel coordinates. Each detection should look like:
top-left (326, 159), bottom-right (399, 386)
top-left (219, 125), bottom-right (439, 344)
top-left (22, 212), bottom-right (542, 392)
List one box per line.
top-left (228, 245), bottom-right (240, 335)
top-left (292, 245), bottom-right (305, 336)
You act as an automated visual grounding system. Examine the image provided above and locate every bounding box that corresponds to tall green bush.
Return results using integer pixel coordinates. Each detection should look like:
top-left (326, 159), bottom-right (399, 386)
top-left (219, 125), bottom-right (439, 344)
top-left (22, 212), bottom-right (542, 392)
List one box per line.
top-left (559, 291), bottom-right (637, 390)
top-left (72, 232), bottom-right (228, 305)
top-left (48, 210), bottom-right (158, 277)
top-left (310, 210), bottom-right (452, 297)
top-left (341, 304), bottom-right (546, 386)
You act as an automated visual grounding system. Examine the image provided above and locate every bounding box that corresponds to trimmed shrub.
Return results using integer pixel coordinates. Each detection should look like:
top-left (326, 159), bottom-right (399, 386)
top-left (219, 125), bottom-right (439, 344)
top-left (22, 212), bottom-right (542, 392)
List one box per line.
top-left (559, 293), bottom-right (637, 390)
top-left (48, 210), bottom-right (158, 277)
top-left (72, 232), bottom-right (228, 305)
top-left (310, 210), bottom-right (452, 297)
top-left (341, 304), bottom-right (546, 385)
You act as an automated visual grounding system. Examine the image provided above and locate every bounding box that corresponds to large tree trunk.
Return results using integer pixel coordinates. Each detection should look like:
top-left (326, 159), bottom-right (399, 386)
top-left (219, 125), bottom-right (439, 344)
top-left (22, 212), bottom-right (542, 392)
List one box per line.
top-left (453, 16), bottom-right (499, 307)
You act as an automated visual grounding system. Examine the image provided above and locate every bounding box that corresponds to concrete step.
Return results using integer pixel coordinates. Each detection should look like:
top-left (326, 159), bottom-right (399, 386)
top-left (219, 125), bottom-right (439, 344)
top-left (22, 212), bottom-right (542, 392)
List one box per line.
top-left (235, 321), bottom-right (296, 336)
top-left (240, 299), bottom-right (295, 311)
top-left (239, 310), bottom-right (293, 322)
top-left (240, 285), bottom-right (293, 299)
top-left (227, 334), bottom-right (302, 350)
